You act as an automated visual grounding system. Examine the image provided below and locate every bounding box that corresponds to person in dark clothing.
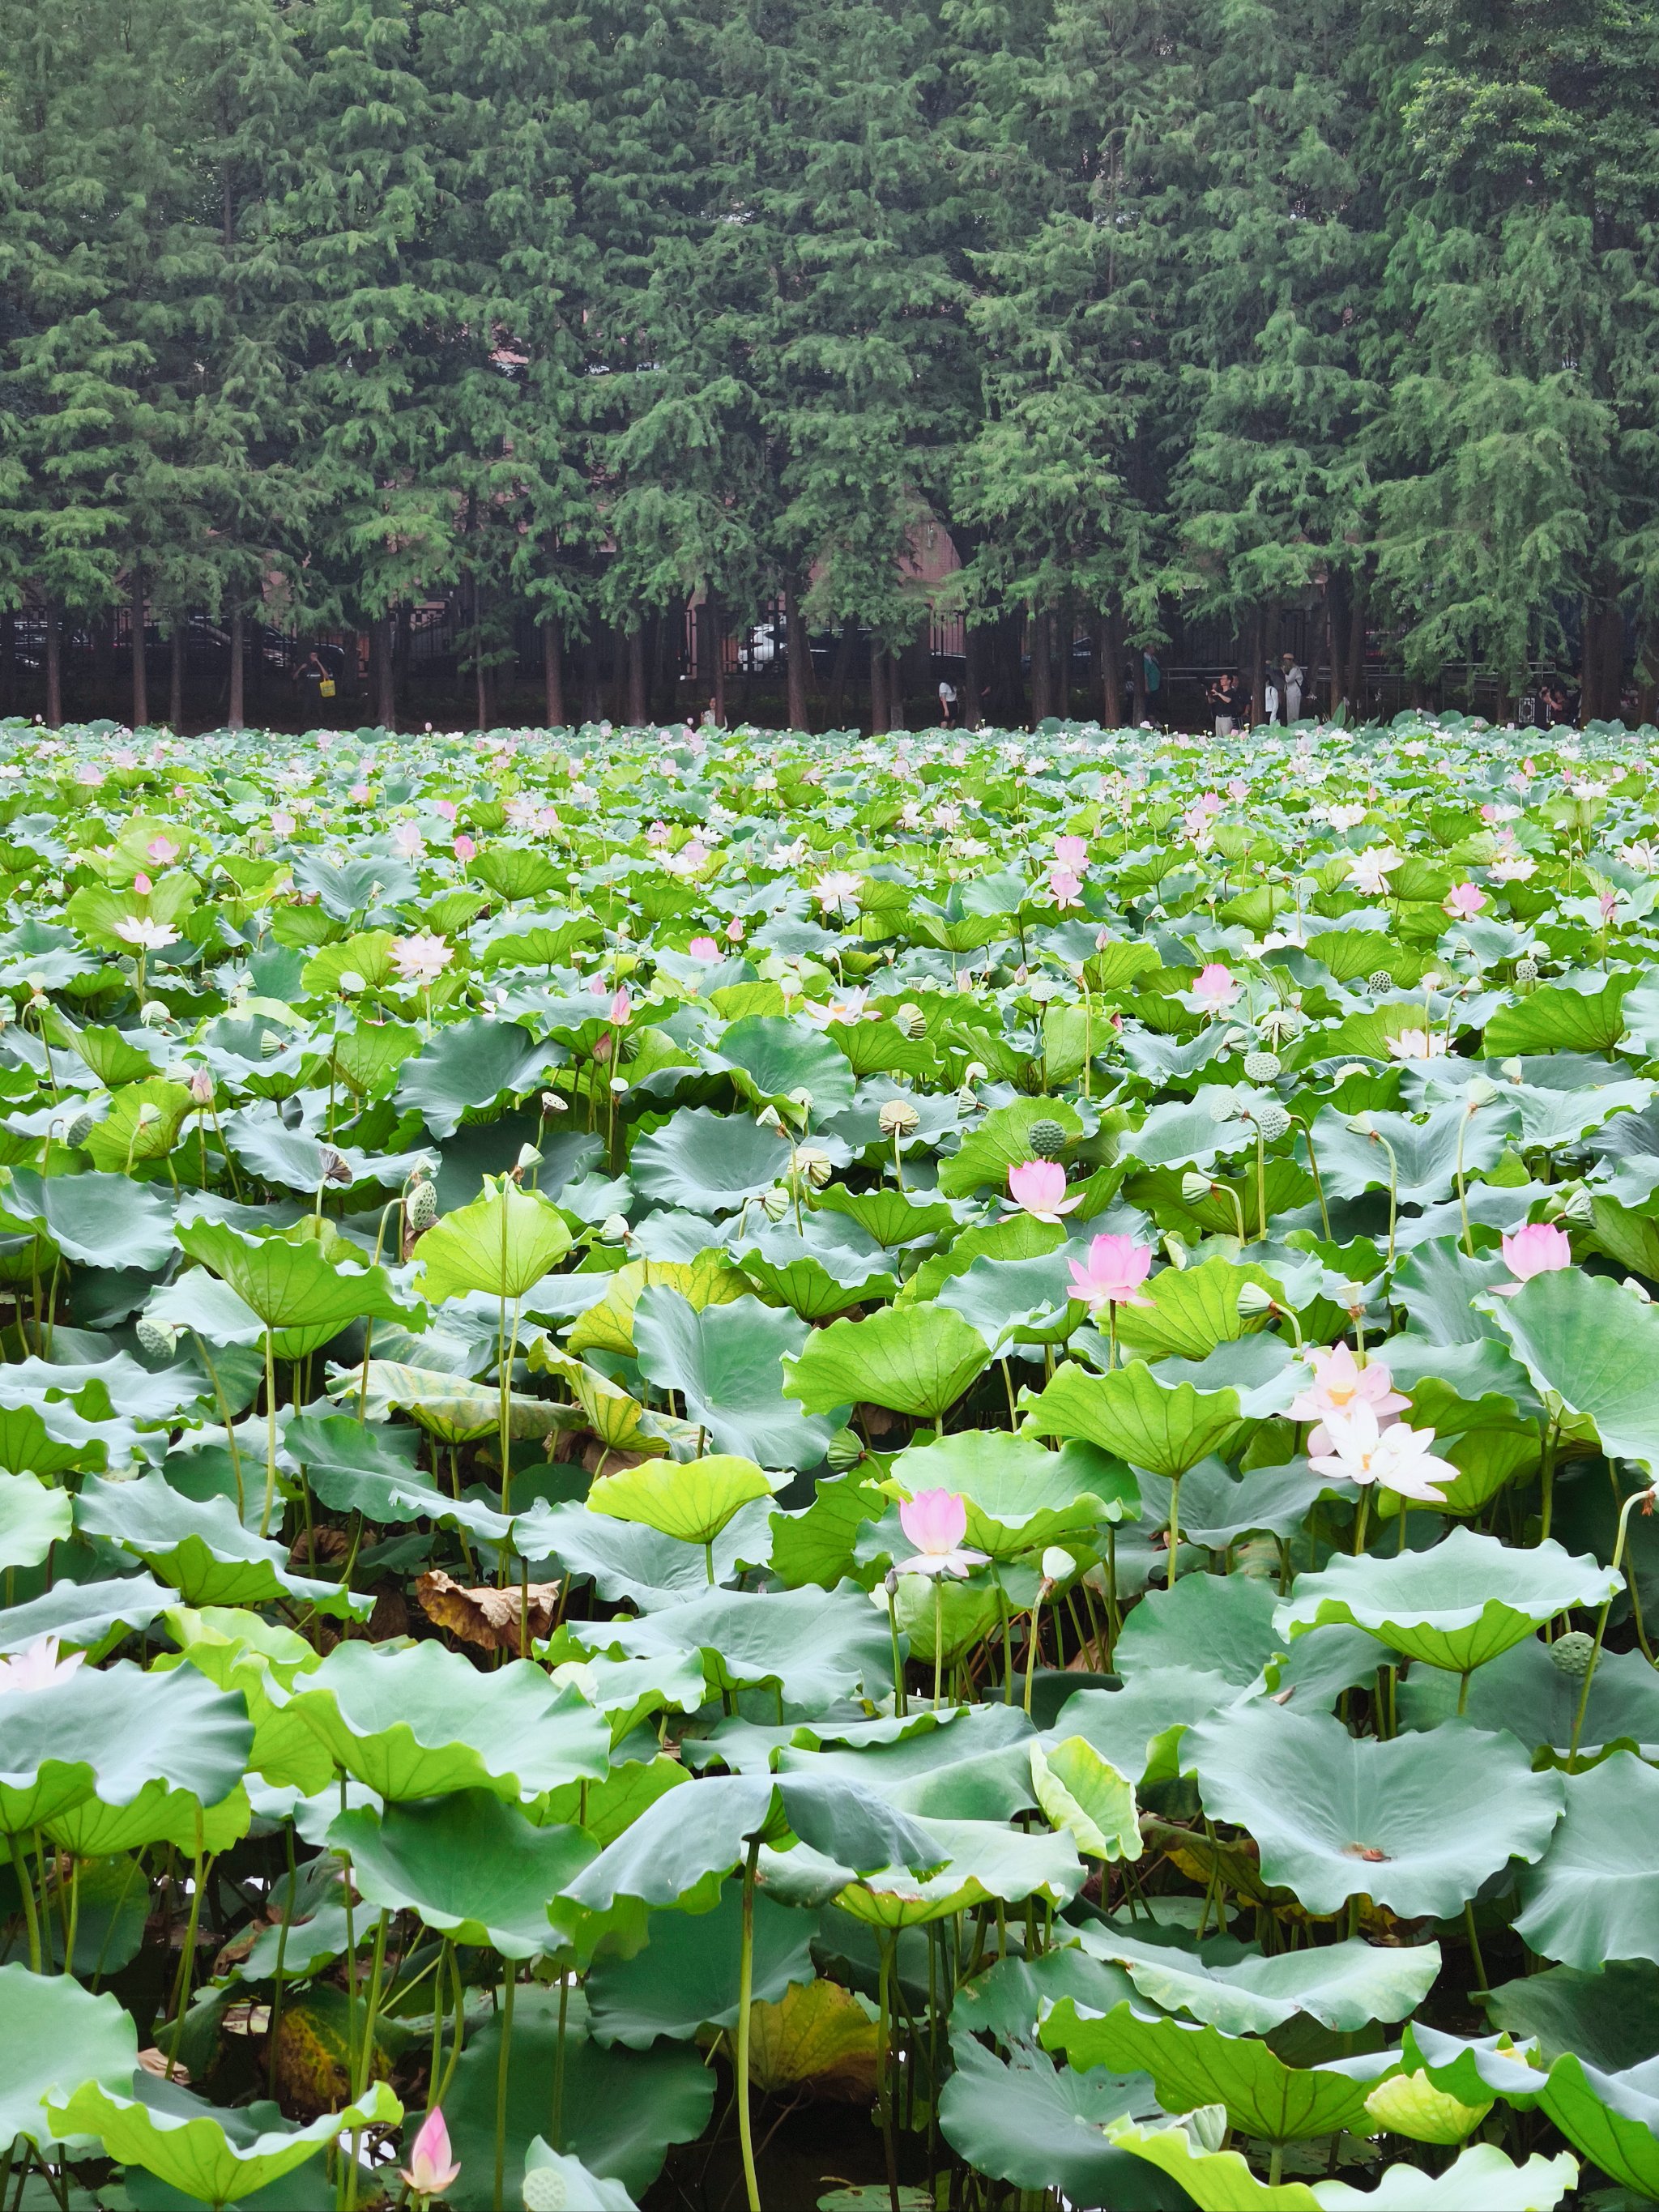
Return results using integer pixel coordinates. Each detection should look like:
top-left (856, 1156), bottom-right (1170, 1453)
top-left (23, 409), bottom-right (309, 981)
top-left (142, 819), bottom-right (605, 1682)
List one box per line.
top-left (1205, 670), bottom-right (1247, 732)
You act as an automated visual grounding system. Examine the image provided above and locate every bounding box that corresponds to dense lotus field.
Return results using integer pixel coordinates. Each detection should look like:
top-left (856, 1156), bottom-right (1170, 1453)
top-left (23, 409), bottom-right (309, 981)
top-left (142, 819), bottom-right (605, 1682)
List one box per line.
top-left (6, 709), bottom-right (1659, 2212)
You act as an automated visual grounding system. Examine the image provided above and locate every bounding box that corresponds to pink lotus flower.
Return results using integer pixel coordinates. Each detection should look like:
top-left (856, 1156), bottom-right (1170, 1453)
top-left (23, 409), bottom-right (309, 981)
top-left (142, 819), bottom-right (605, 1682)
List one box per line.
top-left (1444, 881), bottom-right (1486, 919)
top-left (1290, 1344), bottom-right (1408, 1455)
top-left (145, 836), bottom-right (179, 864)
top-left (0, 1636), bottom-right (85, 1695)
top-left (435, 799), bottom-right (458, 823)
top-left (1052, 835), bottom-right (1088, 870)
top-left (269, 810), bottom-right (296, 837)
top-left (897, 1490), bottom-right (988, 1579)
top-left (1226, 778), bottom-right (1248, 801)
top-left (349, 782), bottom-right (370, 803)
top-left (688, 936), bottom-right (719, 961)
top-left (725, 917), bottom-right (744, 943)
top-left (398, 2108), bottom-right (461, 2201)
top-left (132, 872), bottom-right (153, 896)
top-left (391, 931), bottom-right (452, 987)
top-left (1309, 1404), bottom-right (1455, 1504)
top-left (1006, 1159), bottom-right (1081, 1221)
top-left (1068, 1234), bottom-right (1154, 1311)
top-left (453, 834), bottom-right (477, 863)
top-left (1192, 962), bottom-right (1239, 1011)
top-left (1492, 1220), bottom-right (1572, 1295)
top-left (1047, 867), bottom-right (1083, 908)
top-left (608, 987), bottom-right (632, 1027)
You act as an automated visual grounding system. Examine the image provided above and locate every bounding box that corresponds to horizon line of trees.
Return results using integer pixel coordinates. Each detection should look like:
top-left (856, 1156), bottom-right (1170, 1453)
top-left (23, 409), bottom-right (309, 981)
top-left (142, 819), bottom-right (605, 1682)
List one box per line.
top-left (2, 0), bottom-right (1657, 735)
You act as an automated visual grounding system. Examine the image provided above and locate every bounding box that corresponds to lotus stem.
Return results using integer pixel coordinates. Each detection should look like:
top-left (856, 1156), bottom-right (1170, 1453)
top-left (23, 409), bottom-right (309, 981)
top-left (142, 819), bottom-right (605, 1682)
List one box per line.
top-left (932, 1579), bottom-right (944, 1710)
top-left (491, 1964), bottom-right (516, 2212)
top-left (190, 1331), bottom-right (245, 1519)
top-left (552, 1967), bottom-right (570, 2150)
top-left (1166, 1473), bottom-right (1183, 1588)
top-left (260, 1334), bottom-right (279, 1538)
top-left (165, 1813), bottom-right (208, 2083)
top-left (1568, 1480), bottom-right (1657, 1767)
top-left (1353, 1490), bottom-right (1370, 1557)
top-left (1022, 1594), bottom-right (1043, 1715)
top-left (5, 1833), bottom-right (41, 1973)
top-left (1456, 1101), bottom-right (1479, 1256)
top-left (876, 1929), bottom-right (900, 2212)
top-left (736, 1837), bottom-right (762, 2212)
top-left (1290, 1114), bottom-right (1332, 1240)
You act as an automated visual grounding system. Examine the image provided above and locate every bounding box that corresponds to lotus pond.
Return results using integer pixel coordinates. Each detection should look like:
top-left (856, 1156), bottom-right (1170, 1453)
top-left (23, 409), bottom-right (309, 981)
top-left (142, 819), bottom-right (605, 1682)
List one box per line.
top-left (2, 710), bottom-right (1658, 2212)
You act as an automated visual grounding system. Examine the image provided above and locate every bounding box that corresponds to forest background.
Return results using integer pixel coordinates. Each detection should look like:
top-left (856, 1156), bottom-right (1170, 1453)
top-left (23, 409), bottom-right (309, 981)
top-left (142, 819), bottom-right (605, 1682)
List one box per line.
top-left (0, 0), bottom-right (1654, 735)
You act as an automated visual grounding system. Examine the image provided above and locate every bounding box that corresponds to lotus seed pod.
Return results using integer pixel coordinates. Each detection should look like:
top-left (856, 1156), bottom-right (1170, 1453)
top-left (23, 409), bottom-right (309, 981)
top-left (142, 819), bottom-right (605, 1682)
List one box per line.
top-left (1026, 1117), bottom-right (1066, 1160)
top-left (877, 1098), bottom-right (920, 1139)
top-left (139, 999), bottom-right (169, 1029)
top-left (63, 1107), bottom-right (96, 1149)
top-left (1255, 1102), bottom-right (1292, 1144)
top-left (1516, 957), bottom-right (1539, 982)
top-left (1179, 1170), bottom-right (1213, 1204)
top-left (1236, 1281), bottom-right (1276, 1317)
top-left (1547, 1630), bottom-right (1596, 1678)
top-left (599, 1213), bottom-right (630, 1243)
top-left (895, 1003), bottom-right (928, 1040)
top-left (825, 1428), bottom-right (864, 1473)
top-left (338, 970), bottom-right (366, 996)
top-left (1367, 968), bottom-right (1392, 994)
top-left (405, 1179), bottom-right (439, 1233)
top-left (759, 1184), bottom-right (791, 1222)
top-left (1206, 1089), bottom-right (1237, 1124)
top-left (135, 1315), bottom-right (179, 1360)
top-left (1242, 1051), bottom-right (1281, 1083)
top-left (522, 2169), bottom-right (569, 2212)
top-left (259, 1030), bottom-right (284, 1059)
top-left (789, 1145), bottom-right (832, 1190)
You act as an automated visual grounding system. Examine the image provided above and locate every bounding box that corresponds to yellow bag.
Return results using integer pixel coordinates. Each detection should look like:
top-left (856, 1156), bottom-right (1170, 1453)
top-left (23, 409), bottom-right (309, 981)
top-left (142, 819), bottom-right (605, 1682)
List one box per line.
top-left (318, 676), bottom-right (336, 699)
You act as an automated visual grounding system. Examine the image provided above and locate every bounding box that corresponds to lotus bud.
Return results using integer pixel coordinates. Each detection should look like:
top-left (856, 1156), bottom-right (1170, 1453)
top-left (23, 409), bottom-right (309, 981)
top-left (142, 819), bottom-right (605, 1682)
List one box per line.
top-left (755, 1104), bottom-right (786, 1133)
top-left (1463, 1076), bottom-right (1500, 1106)
top-left (608, 1076), bottom-right (629, 1095)
top-left (1420, 970), bottom-right (1444, 993)
top-left (1367, 969), bottom-right (1392, 994)
top-left (789, 1146), bottom-right (832, 1190)
top-left (758, 1184), bottom-right (791, 1223)
top-left (1026, 1117), bottom-right (1066, 1161)
top-left (1179, 1170), bottom-right (1213, 1204)
top-left (1242, 1050), bottom-right (1280, 1083)
top-left (405, 1178), bottom-right (439, 1234)
top-left (877, 1098), bottom-right (920, 1139)
top-left (825, 1428), bottom-right (864, 1473)
top-left (1515, 957), bottom-right (1539, 982)
top-left (1236, 1281), bottom-right (1276, 1318)
top-left (515, 1143), bottom-right (543, 1174)
top-left (599, 1213), bottom-right (631, 1244)
top-left (1181, 2107), bottom-right (1230, 2157)
top-left (338, 970), bottom-right (365, 996)
top-left (135, 1102), bottom-right (162, 1127)
top-left (960, 1061), bottom-right (988, 1089)
top-left (135, 1315), bottom-right (179, 1359)
top-left (25, 974), bottom-right (45, 997)
top-left (63, 1106), bottom-right (96, 1148)
top-left (1547, 1630), bottom-right (1596, 1678)
top-left (1558, 1187), bottom-right (1593, 1223)
top-left (1254, 1102), bottom-right (1291, 1144)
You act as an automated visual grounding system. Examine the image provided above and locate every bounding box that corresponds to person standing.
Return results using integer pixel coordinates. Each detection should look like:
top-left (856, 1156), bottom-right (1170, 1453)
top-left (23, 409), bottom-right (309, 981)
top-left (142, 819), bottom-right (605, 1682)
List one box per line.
top-left (937, 676), bottom-right (958, 727)
top-left (1279, 650), bottom-right (1305, 723)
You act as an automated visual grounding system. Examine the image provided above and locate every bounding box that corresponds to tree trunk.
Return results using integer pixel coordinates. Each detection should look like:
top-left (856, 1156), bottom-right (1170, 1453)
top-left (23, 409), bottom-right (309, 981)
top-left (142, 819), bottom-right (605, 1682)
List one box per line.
top-left (1247, 610), bottom-right (1267, 727)
top-left (869, 645), bottom-right (889, 735)
top-left (1029, 610), bottom-right (1051, 726)
top-left (130, 573), bottom-right (148, 729)
top-left (370, 612), bottom-right (396, 731)
top-left (541, 618), bottom-right (565, 728)
top-left (626, 622), bottom-right (647, 726)
top-left (962, 623), bottom-right (984, 728)
top-left (45, 605), bottom-right (62, 729)
top-left (0, 610), bottom-right (14, 716)
top-left (1099, 607), bottom-right (1124, 727)
top-left (169, 620), bottom-right (184, 730)
top-left (783, 581), bottom-right (809, 733)
top-left (93, 614), bottom-right (115, 719)
top-left (1325, 575), bottom-right (1348, 719)
top-left (826, 623), bottom-right (854, 726)
top-left (708, 598), bottom-right (727, 727)
top-left (473, 581), bottom-right (489, 734)
top-left (1346, 576), bottom-right (1366, 714)
top-left (228, 609), bottom-right (245, 731)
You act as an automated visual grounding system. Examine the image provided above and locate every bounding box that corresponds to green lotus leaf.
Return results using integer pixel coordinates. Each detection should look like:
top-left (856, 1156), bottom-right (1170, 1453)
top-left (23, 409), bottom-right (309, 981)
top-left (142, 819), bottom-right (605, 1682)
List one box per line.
top-left (395, 1017), bottom-right (560, 1139)
top-left (470, 842), bottom-right (568, 902)
top-left (284, 1640), bottom-right (610, 1801)
top-left (565, 1253), bottom-right (742, 1357)
top-left (1397, 1631), bottom-right (1659, 1756)
top-left (1483, 1266), bottom-right (1659, 1475)
top-left (1483, 1959), bottom-right (1659, 2073)
top-left (936, 1246), bottom-right (1081, 1349)
top-left (937, 1097), bottom-right (1083, 1198)
top-left (1021, 1362), bottom-right (1242, 1479)
top-left (1274, 1529), bottom-right (1620, 1674)
top-left (1312, 2146), bottom-right (1577, 2211)
top-left (0, 1470), bottom-right (70, 1569)
top-left (519, 2139), bottom-right (639, 2212)
top-left (1514, 1752), bottom-right (1659, 1967)
top-left (1049, 1671), bottom-right (1239, 1785)
top-left (709, 1012), bottom-right (856, 1119)
top-left (528, 1341), bottom-right (670, 1455)
top-left (75, 1473), bottom-right (371, 1617)
top-left (48, 2073), bottom-right (402, 2206)
top-left (888, 1428), bottom-right (1133, 1559)
top-left (82, 1079), bottom-right (196, 1171)
top-left (1043, 1999), bottom-right (1394, 2142)
top-left (774, 1703), bottom-right (1038, 1821)
top-left (585, 1882), bottom-right (815, 2046)
top-left (1080, 1926), bottom-right (1441, 2035)
top-left (47, 1777), bottom-right (251, 1858)
top-left (413, 1170), bottom-right (574, 1301)
top-left (1030, 1736), bottom-right (1141, 1860)
top-left (329, 1788), bottom-right (597, 1957)
top-left (1360, 2067), bottom-right (1492, 2145)
top-left (587, 1452), bottom-right (784, 1546)
top-left (0, 1166), bottom-right (177, 1270)
top-left (1187, 1705), bottom-right (1563, 1918)
top-left (335, 1360), bottom-right (578, 1446)
top-left (1531, 2052), bottom-right (1659, 2197)
top-left (814, 1184), bottom-right (956, 1248)
top-left (633, 1286), bottom-right (840, 1469)
top-left (735, 1221), bottom-right (899, 1319)
top-left (1484, 975), bottom-right (1631, 1055)
top-left (1107, 2119), bottom-right (1321, 2210)
top-left (570, 1579), bottom-right (893, 1710)
top-left (629, 1106), bottom-right (793, 1213)
top-left (782, 1300), bottom-right (991, 1421)
top-left (1311, 1104), bottom-right (1512, 1208)
top-left (1113, 1259), bottom-right (1278, 1362)
top-left (938, 2036), bottom-right (1175, 2209)
top-left (1116, 1568), bottom-right (1280, 1686)
top-left (835, 1814), bottom-right (1085, 1928)
top-left (518, 1496), bottom-right (771, 1610)
top-left (0, 1572), bottom-right (172, 1656)
top-left (283, 1411), bottom-right (515, 1541)
top-left (174, 1217), bottom-right (417, 1343)
top-left (0, 1960), bottom-right (140, 2149)
top-left (441, 1983), bottom-right (712, 2208)
top-left (0, 1656), bottom-right (253, 1831)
